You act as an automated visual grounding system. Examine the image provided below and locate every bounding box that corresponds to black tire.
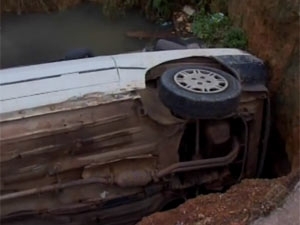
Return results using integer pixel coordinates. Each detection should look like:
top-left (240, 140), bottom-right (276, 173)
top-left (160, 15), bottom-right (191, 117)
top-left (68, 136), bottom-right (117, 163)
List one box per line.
top-left (158, 65), bottom-right (241, 119)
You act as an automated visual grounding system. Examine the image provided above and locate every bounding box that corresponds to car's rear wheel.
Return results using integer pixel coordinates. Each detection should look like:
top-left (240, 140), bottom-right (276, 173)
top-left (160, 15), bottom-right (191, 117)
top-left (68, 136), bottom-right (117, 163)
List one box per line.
top-left (158, 65), bottom-right (241, 119)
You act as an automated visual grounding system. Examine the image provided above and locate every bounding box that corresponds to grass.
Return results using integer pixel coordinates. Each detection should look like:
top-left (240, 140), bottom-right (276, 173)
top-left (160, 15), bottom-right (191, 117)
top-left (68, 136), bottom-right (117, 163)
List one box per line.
top-left (192, 8), bottom-right (248, 49)
top-left (222, 27), bottom-right (248, 49)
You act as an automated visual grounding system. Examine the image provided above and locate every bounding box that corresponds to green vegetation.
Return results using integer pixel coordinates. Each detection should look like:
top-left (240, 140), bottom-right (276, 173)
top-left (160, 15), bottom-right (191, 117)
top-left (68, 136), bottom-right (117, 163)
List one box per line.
top-left (222, 27), bottom-right (248, 49)
top-left (2, 0), bottom-right (248, 49)
top-left (101, 0), bottom-right (140, 18)
top-left (192, 9), bottom-right (247, 49)
top-left (151, 0), bottom-right (173, 19)
top-left (192, 9), bottom-right (230, 44)
top-left (101, 0), bottom-right (173, 19)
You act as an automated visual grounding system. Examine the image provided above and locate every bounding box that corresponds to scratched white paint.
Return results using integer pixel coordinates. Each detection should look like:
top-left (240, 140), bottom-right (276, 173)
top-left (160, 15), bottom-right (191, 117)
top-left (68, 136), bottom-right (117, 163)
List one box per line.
top-left (0, 82), bottom-right (121, 115)
top-left (0, 70), bottom-right (119, 101)
top-left (0, 49), bottom-right (248, 114)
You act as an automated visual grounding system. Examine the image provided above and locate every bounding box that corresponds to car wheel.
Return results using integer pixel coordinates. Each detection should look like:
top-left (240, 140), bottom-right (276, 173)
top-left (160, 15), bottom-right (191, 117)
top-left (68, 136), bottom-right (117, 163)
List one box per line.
top-left (158, 65), bottom-right (241, 119)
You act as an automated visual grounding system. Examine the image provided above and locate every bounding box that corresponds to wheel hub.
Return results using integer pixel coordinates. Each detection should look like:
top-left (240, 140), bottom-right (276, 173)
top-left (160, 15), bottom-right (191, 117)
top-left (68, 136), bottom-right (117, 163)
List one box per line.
top-left (174, 69), bottom-right (228, 93)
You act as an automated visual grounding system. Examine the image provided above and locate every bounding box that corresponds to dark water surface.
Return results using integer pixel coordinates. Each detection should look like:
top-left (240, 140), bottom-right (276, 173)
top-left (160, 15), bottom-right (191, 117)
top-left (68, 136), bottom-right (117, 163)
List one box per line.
top-left (1, 2), bottom-right (161, 68)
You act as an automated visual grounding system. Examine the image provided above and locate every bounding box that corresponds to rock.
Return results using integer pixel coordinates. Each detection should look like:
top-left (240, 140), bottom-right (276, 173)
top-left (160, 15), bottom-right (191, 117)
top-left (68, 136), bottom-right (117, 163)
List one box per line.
top-left (160, 21), bottom-right (172, 27)
top-left (185, 22), bottom-right (192, 32)
top-left (176, 15), bottom-right (184, 22)
top-left (198, 213), bottom-right (205, 219)
top-left (182, 5), bottom-right (195, 16)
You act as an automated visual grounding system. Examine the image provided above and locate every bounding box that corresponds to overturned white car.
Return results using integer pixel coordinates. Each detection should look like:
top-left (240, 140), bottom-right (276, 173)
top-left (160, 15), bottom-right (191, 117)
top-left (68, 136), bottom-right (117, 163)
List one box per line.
top-left (0, 47), bottom-right (270, 225)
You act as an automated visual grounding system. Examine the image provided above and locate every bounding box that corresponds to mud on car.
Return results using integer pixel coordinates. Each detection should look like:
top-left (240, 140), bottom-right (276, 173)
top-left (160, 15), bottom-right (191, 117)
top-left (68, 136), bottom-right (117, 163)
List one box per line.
top-left (0, 46), bottom-right (270, 225)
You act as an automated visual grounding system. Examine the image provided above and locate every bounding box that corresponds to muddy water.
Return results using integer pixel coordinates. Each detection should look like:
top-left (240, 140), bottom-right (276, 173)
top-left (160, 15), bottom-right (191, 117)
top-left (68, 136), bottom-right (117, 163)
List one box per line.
top-left (0, 2), bottom-right (162, 69)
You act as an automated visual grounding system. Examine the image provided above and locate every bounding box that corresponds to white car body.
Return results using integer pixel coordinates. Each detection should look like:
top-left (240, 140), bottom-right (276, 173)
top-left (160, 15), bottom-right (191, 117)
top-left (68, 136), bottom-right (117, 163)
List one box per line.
top-left (0, 49), bottom-right (248, 116)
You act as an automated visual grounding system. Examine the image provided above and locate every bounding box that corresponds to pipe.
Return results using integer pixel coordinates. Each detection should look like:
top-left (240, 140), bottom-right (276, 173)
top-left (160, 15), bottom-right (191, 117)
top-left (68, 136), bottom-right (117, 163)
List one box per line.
top-left (1, 139), bottom-right (240, 201)
top-left (0, 178), bottom-right (107, 202)
top-left (157, 137), bottom-right (239, 178)
top-left (238, 117), bottom-right (249, 181)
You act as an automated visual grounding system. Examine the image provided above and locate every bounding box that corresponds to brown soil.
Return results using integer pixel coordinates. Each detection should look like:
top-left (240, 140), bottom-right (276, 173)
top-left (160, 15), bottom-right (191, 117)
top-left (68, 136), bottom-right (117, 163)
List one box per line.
top-left (137, 170), bottom-right (299, 225)
top-left (226, 0), bottom-right (300, 169)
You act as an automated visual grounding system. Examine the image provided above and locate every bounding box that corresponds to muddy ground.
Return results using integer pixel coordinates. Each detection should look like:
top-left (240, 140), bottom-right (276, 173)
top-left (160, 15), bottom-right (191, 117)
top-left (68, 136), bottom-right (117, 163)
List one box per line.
top-left (138, 170), bottom-right (300, 225)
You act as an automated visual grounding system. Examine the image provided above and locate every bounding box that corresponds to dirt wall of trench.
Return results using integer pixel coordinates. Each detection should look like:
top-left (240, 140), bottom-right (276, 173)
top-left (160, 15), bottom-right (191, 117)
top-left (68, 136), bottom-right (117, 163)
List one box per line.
top-left (226, 0), bottom-right (300, 168)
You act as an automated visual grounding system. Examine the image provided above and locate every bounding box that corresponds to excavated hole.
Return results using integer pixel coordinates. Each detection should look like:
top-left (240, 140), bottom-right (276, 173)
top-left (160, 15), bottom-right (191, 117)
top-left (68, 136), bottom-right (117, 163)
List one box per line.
top-left (160, 198), bottom-right (186, 212)
top-left (260, 124), bottom-right (291, 178)
top-left (157, 118), bottom-right (293, 216)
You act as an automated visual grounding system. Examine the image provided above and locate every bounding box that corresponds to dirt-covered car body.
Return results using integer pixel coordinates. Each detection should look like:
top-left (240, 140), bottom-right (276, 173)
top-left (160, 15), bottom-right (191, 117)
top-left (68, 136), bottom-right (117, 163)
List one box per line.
top-left (0, 49), bottom-right (269, 225)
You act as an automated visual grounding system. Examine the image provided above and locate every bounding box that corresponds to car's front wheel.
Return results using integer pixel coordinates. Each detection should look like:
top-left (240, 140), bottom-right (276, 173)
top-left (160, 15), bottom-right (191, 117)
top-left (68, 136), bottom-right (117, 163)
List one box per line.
top-left (158, 65), bottom-right (241, 119)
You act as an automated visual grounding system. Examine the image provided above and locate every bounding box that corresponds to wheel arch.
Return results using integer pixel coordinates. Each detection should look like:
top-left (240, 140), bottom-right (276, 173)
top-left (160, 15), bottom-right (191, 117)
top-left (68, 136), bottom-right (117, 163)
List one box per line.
top-left (145, 56), bottom-right (240, 84)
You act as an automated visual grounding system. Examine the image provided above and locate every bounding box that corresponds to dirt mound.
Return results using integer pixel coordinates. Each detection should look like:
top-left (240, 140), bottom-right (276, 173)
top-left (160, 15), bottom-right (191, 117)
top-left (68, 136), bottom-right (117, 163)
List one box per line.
top-left (137, 170), bottom-right (299, 225)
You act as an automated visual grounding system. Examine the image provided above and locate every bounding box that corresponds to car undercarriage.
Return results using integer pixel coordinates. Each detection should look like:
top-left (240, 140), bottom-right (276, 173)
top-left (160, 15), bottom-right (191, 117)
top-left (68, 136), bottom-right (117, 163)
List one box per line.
top-left (0, 49), bottom-right (270, 225)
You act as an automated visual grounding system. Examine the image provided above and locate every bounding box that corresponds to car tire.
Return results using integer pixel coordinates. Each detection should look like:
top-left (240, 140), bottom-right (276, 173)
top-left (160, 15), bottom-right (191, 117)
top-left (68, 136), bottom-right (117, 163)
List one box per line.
top-left (158, 65), bottom-right (241, 119)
